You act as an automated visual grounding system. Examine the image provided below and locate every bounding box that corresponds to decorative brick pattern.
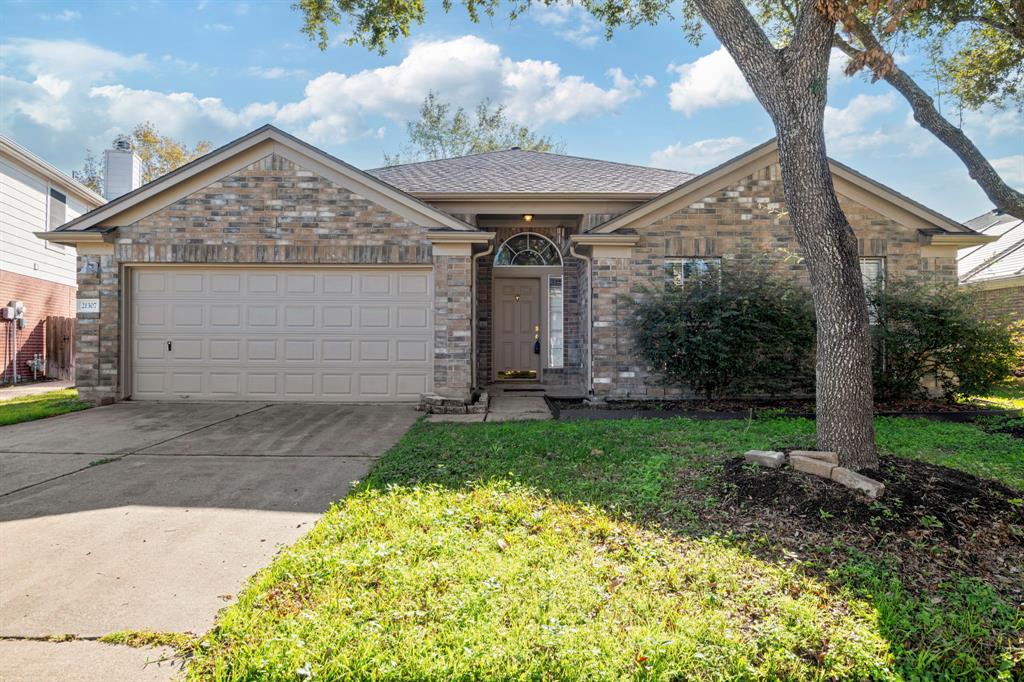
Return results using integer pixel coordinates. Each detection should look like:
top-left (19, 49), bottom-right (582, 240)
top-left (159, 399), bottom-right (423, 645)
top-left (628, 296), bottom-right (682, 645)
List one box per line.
top-left (75, 153), bottom-right (466, 402)
top-left (0, 270), bottom-right (75, 384)
top-left (589, 162), bottom-right (960, 397)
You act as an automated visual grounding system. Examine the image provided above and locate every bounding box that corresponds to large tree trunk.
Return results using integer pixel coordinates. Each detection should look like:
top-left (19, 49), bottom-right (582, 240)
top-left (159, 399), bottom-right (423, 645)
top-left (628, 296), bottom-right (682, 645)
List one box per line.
top-left (696, 0), bottom-right (878, 468)
top-left (775, 127), bottom-right (877, 469)
top-left (836, 24), bottom-right (1024, 219)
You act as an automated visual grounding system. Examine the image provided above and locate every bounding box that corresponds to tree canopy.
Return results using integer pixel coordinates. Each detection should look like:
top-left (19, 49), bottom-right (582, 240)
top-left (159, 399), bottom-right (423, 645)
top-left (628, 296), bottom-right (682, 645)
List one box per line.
top-left (384, 93), bottom-right (563, 165)
top-left (75, 122), bottom-right (212, 193)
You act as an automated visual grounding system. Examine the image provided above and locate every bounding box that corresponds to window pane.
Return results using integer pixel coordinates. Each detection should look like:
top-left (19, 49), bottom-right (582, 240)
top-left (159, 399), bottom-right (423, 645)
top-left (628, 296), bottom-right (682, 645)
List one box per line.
top-left (494, 233), bottom-right (562, 266)
top-left (667, 257), bottom-right (720, 287)
top-left (548, 276), bottom-right (563, 368)
top-left (48, 188), bottom-right (66, 230)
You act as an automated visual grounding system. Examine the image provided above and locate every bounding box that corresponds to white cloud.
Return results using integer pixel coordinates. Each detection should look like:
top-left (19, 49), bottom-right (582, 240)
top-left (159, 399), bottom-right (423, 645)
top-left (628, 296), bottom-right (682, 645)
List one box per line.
top-left (991, 155), bottom-right (1024, 189)
top-left (650, 136), bottom-right (749, 172)
top-left (825, 93), bottom-right (897, 139)
top-left (40, 9), bottom-right (81, 21)
top-left (667, 48), bottom-right (755, 116)
top-left (246, 66), bottom-right (307, 80)
top-left (1, 38), bottom-right (148, 83)
top-left (530, 2), bottom-right (603, 48)
top-left (1, 35), bottom-right (650, 171)
top-left (823, 94), bottom-right (933, 157)
top-left (276, 36), bottom-right (652, 142)
top-left (89, 85), bottom-right (277, 136)
top-left (204, 23), bottom-right (234, 32)
top-left (963, 107), bottom-right (1024, 140)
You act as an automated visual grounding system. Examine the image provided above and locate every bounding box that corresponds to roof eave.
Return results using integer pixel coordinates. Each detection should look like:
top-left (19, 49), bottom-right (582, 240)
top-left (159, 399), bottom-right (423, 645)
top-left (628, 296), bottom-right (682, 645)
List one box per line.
top-left (1, 136), bottom-right (106, 207)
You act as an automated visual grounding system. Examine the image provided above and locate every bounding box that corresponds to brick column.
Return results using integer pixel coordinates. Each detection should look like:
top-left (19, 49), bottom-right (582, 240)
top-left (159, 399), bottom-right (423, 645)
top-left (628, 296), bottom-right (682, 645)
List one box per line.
top-left (590, 256), bottom-right (635, 397)
top-left (432, 253), bottom-right (473, 399)
top-left (75, 252), bottom-right (120, 403)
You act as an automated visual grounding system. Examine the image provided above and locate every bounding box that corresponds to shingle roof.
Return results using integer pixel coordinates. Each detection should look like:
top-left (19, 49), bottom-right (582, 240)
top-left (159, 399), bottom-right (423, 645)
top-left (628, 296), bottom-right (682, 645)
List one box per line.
top-left (366, 149), bottom-right (694, 195)
top-left (958, 211), bottom-right (1024, 283)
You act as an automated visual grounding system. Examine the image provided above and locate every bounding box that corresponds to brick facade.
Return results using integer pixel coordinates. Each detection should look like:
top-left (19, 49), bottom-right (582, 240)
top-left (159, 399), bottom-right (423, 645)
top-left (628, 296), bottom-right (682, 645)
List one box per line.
top-left (973, 284), bottom-right (1024, 322)
top-left (75, 153), bottom-right (471, 402)
top-left (588, 162), bottom-right (961, 398)
top-left (0, 269), bottom-right (75, 384)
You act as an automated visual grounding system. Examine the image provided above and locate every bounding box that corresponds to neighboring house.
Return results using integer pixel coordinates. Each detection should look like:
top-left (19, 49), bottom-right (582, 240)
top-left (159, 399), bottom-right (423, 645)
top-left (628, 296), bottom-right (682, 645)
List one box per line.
top-left (958, 211), bottom-right (1024, 321)
top-left (1, 136), bottom-right (105, 384)
top-left (40, 125), bottom-right (993, 404)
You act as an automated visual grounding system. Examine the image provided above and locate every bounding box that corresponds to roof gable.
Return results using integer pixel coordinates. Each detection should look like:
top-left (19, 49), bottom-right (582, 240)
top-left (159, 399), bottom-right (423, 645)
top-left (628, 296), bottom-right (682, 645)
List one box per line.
top-left (589, 139), bottom-right (976, 237)
top-left (958, 212), bottom-right (1024, 283)
top-left (54, 125), bottom-right (475, 236)
top-left (366, 149), bottom-right (694, 195)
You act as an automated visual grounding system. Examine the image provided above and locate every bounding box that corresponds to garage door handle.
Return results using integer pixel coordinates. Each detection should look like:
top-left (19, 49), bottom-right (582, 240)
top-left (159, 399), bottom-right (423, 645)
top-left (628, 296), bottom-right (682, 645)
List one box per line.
top-left (167, 340), bottom-right (172, 352)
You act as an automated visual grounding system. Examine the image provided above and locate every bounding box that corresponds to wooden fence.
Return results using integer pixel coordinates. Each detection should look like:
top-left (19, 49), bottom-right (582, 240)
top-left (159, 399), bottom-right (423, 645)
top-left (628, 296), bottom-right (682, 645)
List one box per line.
top-left (45, 316), bottom-right (75, 381)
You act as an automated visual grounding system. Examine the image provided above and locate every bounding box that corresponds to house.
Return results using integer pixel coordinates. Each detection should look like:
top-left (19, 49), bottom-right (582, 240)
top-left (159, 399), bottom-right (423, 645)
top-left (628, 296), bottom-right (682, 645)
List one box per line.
top-left (39, 125), bottom-right (993, 404)
top-left (958, 211), bottom-right (1024, 321)
top-left (1, 136), bottom-right (106, 384)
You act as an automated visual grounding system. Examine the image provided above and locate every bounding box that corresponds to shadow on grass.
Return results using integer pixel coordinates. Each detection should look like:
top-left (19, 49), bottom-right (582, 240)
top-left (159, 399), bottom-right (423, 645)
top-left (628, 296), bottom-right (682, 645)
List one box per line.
top-left (356, 417), bottom-right (1023, 679)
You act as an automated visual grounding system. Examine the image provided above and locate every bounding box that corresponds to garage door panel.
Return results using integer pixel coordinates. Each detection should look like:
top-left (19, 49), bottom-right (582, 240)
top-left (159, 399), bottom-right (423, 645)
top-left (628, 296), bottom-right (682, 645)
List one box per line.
top-left (132, 268), bottom-right (433, 401)
top-left (210, 305), bottom-right (241, 327)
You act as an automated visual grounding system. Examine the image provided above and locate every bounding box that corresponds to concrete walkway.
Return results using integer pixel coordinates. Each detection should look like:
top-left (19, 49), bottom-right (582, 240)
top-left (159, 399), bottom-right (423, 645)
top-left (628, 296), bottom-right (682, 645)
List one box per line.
top-left (0, 379), bottom-right (74, 401)
top-left (0, 402), bottom-right (417, 681)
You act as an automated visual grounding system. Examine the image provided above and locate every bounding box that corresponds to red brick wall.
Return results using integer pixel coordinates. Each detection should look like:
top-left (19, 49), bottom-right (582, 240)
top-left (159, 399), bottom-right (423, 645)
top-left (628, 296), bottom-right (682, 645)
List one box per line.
top-left (0, 269), bottom-right (75, 383)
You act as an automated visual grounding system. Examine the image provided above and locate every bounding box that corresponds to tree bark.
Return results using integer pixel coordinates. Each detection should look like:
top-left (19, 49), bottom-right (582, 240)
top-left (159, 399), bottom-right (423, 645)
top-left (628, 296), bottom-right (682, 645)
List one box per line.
top-left (695, 0), bottom-right (878, 468)
top-left (836, 22), bottom-right (1024, 219)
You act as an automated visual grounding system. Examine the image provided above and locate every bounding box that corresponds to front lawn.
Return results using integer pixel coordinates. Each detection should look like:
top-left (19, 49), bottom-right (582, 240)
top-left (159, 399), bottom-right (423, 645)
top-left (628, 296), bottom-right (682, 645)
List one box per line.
top-left (0, 388), bottom-right (91, 426)
top-left (190, 417), bottom-right (1023, 680)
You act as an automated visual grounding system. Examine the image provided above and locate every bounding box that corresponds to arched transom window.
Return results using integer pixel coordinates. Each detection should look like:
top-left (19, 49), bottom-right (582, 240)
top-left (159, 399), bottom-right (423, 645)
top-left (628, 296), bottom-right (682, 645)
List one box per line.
top-left (494, 233), bottom-right (563, 266)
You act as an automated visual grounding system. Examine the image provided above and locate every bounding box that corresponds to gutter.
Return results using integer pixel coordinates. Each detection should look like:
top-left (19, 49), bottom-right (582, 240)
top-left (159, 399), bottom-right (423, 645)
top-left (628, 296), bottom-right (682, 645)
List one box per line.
top-left (471, 240), bottom-right (495, 391)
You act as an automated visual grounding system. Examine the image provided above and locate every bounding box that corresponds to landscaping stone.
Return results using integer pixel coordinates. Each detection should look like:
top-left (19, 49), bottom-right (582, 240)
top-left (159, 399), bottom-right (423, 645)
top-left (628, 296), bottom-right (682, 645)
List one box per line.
top-left (744, 449), bottom-right (785, 468)
top-left (831, 467), bottom-right (886, 499)
top-left (789, 450), bottom-right (839, 465)
top-left (789, 454), bottom-right (837, 479)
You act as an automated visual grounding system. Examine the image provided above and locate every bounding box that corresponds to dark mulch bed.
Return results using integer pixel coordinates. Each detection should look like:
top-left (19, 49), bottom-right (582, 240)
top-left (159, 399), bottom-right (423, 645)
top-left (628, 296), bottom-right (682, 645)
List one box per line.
top-left (551, 396), bottom-right (1012, 414)
top-left (677, 455), bottom-right (1024, 601)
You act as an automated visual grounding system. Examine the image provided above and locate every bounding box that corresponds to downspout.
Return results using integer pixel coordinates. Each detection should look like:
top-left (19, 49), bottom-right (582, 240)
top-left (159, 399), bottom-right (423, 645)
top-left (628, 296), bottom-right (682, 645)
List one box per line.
top-left (568, 244), bottom-right (593, 396)
top-left (471, 241), bottom-right (494, 391)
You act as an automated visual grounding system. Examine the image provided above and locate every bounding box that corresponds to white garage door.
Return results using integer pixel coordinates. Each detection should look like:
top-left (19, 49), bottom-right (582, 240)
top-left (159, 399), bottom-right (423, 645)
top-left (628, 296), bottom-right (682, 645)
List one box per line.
top-left (130, 267), bottom-right (434, 401)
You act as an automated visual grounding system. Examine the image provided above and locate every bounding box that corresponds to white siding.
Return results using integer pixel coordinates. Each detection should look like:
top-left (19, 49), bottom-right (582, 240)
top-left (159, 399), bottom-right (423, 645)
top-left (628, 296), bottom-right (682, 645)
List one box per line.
top-left (0, 156), bottom-right (79, 287)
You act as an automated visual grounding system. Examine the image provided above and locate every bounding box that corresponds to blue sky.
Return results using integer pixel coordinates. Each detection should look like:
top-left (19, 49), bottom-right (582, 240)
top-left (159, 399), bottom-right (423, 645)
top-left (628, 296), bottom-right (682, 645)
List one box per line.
top-left (2, 0), bottom-right (1021, 221)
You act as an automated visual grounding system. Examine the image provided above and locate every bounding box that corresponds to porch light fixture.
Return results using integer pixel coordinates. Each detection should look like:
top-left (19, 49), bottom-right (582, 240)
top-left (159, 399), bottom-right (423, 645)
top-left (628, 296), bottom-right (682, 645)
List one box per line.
top-left (523, 214), bottom-right (534, 222)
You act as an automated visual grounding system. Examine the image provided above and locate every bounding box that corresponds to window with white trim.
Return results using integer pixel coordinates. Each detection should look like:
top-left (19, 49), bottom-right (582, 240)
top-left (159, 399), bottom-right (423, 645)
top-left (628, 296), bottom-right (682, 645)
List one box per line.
top-left (859, 257), bottom-right (885, 322)
top-left (548, 275), bottom-right (564, 368)
top-left (859, 257), bottom-right (885, 293)
top-left (494, 233), bottom-right (563, 266)
top-left (666, 257), bottom-right (721, 287)
top-left (47, 188), bottom-right (67, 230)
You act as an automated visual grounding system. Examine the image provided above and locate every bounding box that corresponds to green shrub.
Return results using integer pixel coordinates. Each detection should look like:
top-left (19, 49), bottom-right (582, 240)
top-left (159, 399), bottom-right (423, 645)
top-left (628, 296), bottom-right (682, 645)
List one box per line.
top-left (868, 279), bottom-right (1018, 401)
top-left (630, 262), bottom-right (816, 398)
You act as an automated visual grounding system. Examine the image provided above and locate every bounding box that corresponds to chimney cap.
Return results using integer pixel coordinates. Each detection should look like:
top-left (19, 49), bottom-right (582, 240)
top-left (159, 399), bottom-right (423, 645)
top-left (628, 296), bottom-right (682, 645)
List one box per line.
top-left (111, 135), bottom-right (133, 152)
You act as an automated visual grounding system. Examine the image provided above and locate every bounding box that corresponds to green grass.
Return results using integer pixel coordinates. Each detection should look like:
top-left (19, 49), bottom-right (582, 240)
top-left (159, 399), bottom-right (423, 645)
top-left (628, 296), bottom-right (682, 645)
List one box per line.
top-left (190, 417), bottom-right (1024, 681)
top-left (0, 388), bottom-right (91, 426)
top-left (971, 382), bottom-right (1024, 410)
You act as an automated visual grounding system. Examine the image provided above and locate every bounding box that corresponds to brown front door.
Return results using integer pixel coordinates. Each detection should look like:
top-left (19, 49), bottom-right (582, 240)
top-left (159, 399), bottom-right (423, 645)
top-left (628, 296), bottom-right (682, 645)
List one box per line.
top-left (493, 278), bottom-right (541, 380)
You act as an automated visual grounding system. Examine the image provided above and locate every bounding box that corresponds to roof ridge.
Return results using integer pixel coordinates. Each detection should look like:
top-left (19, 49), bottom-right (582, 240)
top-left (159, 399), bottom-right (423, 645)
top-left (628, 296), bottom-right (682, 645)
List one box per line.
top-left (368, 148), bottom-right (695, 176)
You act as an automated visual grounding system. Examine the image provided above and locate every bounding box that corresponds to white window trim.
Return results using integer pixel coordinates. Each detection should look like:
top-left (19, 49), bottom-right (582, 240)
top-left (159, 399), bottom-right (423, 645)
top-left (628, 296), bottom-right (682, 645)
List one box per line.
top-left (494, 232), bottom-right (563, 267)
top-left (666, 257), bottom-right (721, 287)
top-left (547, 273), bottom-right (564, 369)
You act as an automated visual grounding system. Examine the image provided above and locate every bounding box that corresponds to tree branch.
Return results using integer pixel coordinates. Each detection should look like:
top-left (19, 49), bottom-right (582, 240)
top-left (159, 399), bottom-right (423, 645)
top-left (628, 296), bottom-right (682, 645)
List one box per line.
top-left (847, 15), bottom-right (1024, 218)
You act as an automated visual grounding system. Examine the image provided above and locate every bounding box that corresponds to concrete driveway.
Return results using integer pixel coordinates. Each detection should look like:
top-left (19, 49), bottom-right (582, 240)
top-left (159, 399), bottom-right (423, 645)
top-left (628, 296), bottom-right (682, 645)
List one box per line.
top-left (0, 402), bottom-right (418, 681)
